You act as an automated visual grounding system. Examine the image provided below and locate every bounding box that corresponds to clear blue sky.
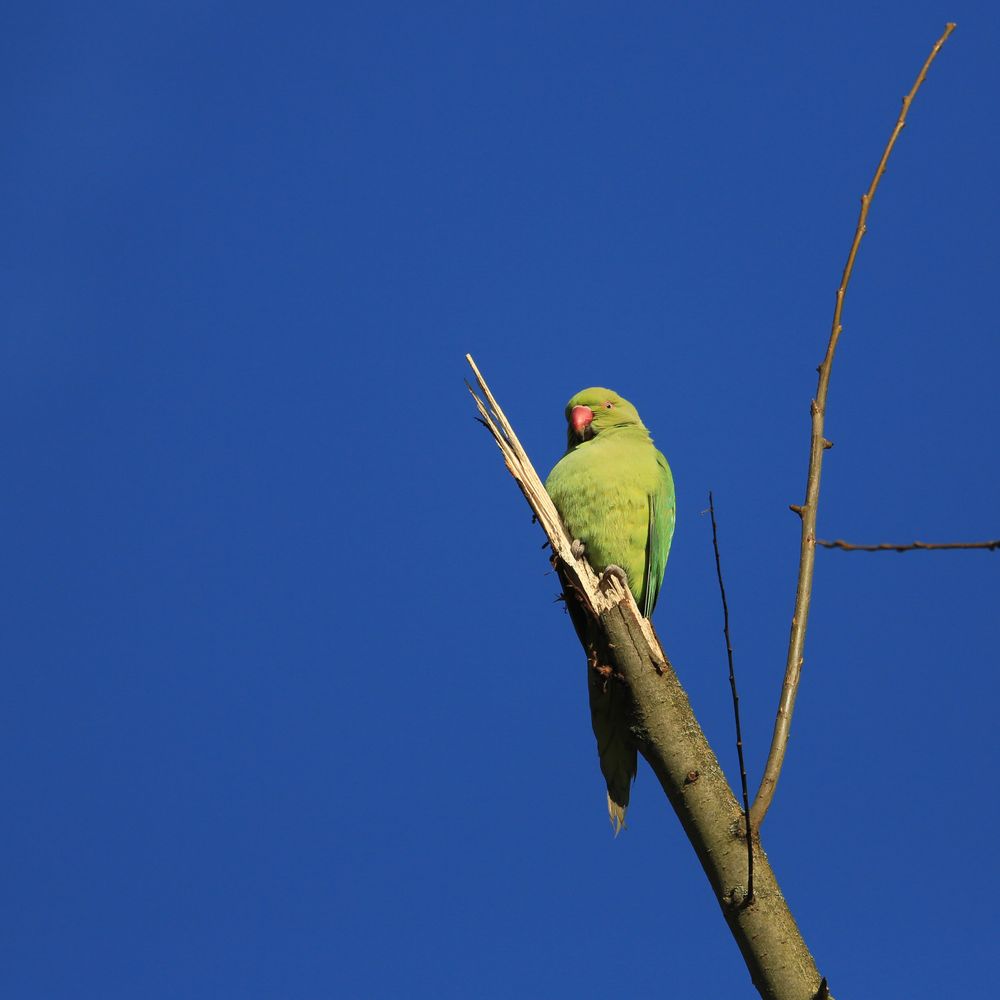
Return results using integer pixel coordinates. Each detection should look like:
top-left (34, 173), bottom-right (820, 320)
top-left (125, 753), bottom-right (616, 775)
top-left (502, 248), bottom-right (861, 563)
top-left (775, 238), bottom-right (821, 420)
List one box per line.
top-left (3, 3), bottom-right (998, 997)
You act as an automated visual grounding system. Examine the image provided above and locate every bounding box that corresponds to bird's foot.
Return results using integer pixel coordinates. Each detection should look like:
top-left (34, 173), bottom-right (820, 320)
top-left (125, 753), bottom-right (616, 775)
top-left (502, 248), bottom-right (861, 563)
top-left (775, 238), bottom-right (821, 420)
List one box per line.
top-left (570, 538), bottom-right (586, 559)
top-left (599, 564), bottom-right (629, 590)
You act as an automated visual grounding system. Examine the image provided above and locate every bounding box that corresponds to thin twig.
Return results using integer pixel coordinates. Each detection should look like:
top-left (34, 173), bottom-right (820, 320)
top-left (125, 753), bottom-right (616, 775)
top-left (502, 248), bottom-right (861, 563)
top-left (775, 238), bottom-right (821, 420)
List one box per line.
top-left (708, 492), bottom-right (753, 903)
top-left (750, 23), bottom-right (957, 831)
top-left (818, 538), bottom-right (1000, 552)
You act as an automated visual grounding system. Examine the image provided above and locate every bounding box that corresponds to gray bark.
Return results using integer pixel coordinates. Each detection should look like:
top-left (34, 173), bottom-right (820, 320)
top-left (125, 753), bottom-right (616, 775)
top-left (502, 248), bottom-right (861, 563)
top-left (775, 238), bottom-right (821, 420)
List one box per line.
top-left (561, 573), bottom-right (828, 1000)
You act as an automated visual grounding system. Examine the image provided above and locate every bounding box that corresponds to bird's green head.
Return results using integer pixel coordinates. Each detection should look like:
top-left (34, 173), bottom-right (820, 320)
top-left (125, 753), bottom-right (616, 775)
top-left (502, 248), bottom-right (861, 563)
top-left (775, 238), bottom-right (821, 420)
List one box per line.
top-left (563, 387), bottom-right (646, 447)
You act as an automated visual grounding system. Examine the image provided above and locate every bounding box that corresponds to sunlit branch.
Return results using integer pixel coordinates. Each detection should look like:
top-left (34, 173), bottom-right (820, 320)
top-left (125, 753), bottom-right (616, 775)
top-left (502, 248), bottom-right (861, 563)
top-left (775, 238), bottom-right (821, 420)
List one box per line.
top-left (750, 23), bottom-right (957, 830)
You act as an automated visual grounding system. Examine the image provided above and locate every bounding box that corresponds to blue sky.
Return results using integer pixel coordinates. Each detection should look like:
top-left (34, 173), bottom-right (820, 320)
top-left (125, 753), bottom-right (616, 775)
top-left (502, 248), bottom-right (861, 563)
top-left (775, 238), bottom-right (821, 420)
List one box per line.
top-left (2, 3), bottom-right (998, 997)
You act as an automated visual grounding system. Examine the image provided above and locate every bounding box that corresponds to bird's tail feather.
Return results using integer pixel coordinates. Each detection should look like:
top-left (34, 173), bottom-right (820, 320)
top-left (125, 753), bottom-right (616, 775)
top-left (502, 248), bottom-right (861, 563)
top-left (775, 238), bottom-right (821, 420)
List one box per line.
top-left (588, 664), bottom-right (638, 835)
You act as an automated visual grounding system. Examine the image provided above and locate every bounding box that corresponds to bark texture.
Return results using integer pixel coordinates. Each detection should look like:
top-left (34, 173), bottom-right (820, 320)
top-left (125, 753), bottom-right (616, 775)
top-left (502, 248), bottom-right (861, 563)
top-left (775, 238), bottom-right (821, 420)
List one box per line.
top-left (563, 574), bottom-right (827, 1000)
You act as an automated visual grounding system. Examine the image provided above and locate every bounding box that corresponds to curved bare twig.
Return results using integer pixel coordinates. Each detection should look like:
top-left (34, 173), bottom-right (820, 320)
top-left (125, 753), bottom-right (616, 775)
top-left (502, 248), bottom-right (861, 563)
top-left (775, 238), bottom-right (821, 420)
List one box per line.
top-left (750, 23), bottom-right (957, 830)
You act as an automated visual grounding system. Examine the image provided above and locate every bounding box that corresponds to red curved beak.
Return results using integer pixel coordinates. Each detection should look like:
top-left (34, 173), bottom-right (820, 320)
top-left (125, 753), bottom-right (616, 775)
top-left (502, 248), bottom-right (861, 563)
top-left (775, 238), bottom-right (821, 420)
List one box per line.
top-left (571, 405), bottom-right (594, 436)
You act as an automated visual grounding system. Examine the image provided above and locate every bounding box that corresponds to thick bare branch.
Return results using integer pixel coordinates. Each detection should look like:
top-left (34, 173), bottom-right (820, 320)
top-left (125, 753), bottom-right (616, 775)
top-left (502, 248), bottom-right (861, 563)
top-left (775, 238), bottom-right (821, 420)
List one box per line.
top-left (818, 537), bottom-right (999, 553)
top-left (467, 355), bottom-right (828, 1000)
top-left (750, 23), bottom-right (957, 830)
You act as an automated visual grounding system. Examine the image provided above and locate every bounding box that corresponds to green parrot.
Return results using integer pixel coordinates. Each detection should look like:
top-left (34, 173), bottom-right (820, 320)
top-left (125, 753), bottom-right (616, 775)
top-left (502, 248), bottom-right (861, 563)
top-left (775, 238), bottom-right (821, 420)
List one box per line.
top-left (544, 388), bottom-right (676, 832)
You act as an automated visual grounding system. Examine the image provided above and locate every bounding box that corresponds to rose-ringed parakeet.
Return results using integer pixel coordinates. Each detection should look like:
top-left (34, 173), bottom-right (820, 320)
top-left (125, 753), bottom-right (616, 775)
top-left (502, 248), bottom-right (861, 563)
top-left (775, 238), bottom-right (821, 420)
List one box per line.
top-left (545, 388), bottom-right (675, 832)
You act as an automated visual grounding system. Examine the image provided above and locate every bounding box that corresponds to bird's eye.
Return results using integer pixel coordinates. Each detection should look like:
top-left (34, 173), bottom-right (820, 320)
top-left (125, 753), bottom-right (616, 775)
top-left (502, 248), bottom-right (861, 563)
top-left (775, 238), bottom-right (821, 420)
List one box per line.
top-left (604, 401), bottom-right (613, 409)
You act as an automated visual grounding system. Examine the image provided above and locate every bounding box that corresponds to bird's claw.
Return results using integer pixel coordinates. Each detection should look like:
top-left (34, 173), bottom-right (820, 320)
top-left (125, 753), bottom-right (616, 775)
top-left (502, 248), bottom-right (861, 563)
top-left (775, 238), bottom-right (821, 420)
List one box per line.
top-left (599, 564), bottom-right (629, 590)
top-left (570, 539), bottom-right (586, 559)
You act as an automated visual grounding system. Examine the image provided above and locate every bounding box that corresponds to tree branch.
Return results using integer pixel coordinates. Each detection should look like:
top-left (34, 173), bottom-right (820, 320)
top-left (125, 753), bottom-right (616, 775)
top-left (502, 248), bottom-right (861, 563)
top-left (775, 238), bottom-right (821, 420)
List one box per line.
top-left (817, 537), bottom-right (999, 553)
top-left (708, 492), bottom-right (753, 902)
top-left (749, 23), bottom-right (957, 831)
top-left (467, 355), bottom-right (829, 1000)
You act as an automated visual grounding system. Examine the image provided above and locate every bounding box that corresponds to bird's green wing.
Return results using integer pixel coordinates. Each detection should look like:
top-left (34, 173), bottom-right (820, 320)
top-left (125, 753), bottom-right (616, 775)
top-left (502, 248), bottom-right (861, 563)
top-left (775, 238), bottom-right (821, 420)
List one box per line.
top-left (641, 449), bottom-right (676, 618)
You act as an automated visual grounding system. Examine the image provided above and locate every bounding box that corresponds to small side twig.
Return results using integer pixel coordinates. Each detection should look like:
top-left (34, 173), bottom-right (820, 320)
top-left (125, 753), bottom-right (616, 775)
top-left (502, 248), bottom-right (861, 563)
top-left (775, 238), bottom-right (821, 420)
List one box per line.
top-left (708, 492), bottom-right (753, 903)
top-left (818, 537), bottom-right (1000, 553)
top-left (750, 22), bottom-right (956, 831)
